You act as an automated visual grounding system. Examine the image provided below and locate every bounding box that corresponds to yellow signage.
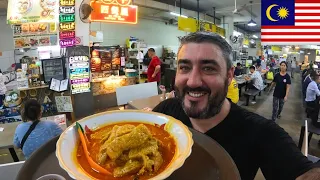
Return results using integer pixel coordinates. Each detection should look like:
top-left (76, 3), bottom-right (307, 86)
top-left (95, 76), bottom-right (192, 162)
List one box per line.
top-left (216, 27), bottom-right (225, 37)
top-left (7, 0), bottom-right (59, 24)
top-left (212, 24), bottom-right (217, 33)
top-left (243, 37), bottom-right (249, 46)
top-left (178, 17), bottom-right (197, 33)
top-left (271, 46), bottom-right (281, 51)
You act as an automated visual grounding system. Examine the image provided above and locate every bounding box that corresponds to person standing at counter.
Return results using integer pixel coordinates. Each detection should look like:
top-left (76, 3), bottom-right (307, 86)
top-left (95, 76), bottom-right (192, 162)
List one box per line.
top-left (147, 48), bottom-right (161, 84)
top-left (13, 99), bottom-right (62, 159)
top-left (0, 69), bottom-right (7, 107)
top-left (268, 62), bottom-right (291, 121)
top-left (153, 32), bottom-right (320, 180)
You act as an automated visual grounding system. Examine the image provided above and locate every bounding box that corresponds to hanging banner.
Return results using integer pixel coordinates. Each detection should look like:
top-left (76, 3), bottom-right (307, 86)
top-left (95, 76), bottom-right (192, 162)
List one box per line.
top-left (89, 0), bottom-right (138, 24)
top-left (7, 0), bottom-right (59, 24)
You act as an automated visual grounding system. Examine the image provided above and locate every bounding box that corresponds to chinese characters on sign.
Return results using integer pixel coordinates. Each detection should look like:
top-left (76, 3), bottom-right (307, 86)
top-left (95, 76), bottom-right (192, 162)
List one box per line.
top-left (59, 0), bottom-right (76, 47)
top-left (90, 0), bottom-right (138, 24)
top-left (69, 56), bottom-right (90, 94)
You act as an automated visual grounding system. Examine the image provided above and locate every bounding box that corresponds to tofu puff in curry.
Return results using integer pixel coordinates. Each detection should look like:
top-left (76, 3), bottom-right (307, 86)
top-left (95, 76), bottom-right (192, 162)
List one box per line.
top-left (76, 123), bottom-right (176, 180)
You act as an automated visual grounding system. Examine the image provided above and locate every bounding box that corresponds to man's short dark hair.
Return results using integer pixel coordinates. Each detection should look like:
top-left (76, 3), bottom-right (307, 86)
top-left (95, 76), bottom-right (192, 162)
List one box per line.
top-left (148, 48), bottom-right (155, 52)
top-left (249, 66), bottom-right (255, 70)
top-left (178, 32), bottom-right (233, 70)
top-left (237, 63), bottom-right (241, 66)
top-left (310, 70), bottom-right (318, 80)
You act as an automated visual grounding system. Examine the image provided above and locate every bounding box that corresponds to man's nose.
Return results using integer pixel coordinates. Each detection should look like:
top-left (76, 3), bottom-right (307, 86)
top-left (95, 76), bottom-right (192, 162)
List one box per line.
top-left (187, 69), bottom-right (202, 88)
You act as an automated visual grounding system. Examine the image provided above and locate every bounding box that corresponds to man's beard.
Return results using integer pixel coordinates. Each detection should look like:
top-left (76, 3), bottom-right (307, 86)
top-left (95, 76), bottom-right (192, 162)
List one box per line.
top-left (175, 79), bottom-right (228, 119)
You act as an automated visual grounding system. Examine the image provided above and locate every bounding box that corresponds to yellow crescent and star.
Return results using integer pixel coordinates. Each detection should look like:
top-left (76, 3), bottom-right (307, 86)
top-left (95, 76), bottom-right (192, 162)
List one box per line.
top-left (266, 4), bottom-right (290, 22)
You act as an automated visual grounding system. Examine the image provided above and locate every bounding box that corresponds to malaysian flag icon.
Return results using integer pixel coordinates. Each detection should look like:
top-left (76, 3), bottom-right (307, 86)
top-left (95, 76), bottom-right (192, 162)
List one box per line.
top-left (261, 0), bottom-right (320, 45)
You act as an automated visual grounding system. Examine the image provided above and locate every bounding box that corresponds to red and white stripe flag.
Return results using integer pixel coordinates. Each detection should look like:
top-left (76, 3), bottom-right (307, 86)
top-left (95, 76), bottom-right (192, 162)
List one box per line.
top-left (261, 0), bottom-right (320, 45)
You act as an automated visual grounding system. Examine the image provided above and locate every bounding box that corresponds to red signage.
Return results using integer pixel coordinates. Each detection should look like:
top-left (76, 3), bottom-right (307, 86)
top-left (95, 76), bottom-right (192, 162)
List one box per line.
top-left (60, 31), bottom-right (75, 39)
top-left (90, 1), bottom-right (138, 24)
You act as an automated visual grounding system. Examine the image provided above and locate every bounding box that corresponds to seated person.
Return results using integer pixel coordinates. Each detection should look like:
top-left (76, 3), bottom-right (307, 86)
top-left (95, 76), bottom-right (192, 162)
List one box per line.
top-left (234, 63), bottom-right (242, 76)
top-left (303, 70), bottom-right (316, 100)
top-left (13, 99), bottom-right (63, 159)
top-left (227, 78), bottom-right (239, 104)
top-left (245, 66), bottom-right (264, 91)
top-left (305, 73), bottom-right (320, 127)
top-left (256, 64), bottom-right (262, 72)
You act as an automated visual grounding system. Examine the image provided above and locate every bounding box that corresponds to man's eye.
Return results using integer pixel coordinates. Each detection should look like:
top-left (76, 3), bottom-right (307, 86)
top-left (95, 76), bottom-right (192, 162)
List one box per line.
top-left (179, 66), bottom-right (190, 72)
top-left (203, 67), bottom-right (215, 72)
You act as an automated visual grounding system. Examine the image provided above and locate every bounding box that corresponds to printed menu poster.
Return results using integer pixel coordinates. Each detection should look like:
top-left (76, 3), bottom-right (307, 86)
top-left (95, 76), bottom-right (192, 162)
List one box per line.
top-left (91, 49), bottom-right (101, 72)
top-left (13, 23), bottom-right (58, 49)
top-left (55, 96), bottom-right (73, 112)
top-left (69, 55), bottom-right (90, 94)
top-left (100, 50), bottom-right (112, 71)
top-left (7, 0), bottom-right (59, 24)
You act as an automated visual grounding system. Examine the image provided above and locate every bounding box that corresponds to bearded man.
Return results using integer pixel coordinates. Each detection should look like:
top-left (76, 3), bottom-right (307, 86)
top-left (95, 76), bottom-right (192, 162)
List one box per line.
top-left (153, 32), bottom-right (320, 180)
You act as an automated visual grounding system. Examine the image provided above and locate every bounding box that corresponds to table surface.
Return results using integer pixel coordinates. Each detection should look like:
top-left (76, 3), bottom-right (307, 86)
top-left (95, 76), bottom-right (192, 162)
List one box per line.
top-left (0, 122), bottom-right (21, 149)
top-left (128, 94), bottom-right (165, 110)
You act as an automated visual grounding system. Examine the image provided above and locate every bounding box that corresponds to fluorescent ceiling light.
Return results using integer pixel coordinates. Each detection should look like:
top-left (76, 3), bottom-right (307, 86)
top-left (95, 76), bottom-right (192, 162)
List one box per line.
top-left (247, 19), bottom-right (257, 27)
top-left (252, 35), bottom-right (258, 38)
top-left (170, 12), bottom-right (188, 18)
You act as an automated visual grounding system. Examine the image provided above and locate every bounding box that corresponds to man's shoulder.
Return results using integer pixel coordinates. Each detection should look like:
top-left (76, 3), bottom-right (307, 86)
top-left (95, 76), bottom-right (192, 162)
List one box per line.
top-left (153, 98), bottom-right (181, 112)
top-left (229, 104), bottom-right (271, 128)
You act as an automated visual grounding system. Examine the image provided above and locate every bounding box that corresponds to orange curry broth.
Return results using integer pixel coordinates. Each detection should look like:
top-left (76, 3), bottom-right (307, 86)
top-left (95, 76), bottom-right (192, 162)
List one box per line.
top-left (75, 122), bottom-right (176, 180)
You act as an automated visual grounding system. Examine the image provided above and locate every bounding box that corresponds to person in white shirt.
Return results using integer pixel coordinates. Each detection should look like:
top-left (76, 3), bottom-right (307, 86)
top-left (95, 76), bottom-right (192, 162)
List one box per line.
top-left (291, 57), bottom-right (297, 79)
top-left (245, 66), bottom-right (264, 91)
top-left (305, 73), bottom-right (320, 127)
top-left (0, 70), bottom-right (7, 107)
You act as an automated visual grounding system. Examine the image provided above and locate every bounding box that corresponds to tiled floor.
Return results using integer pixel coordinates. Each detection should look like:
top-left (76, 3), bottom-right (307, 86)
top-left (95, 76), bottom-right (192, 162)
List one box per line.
top-left (0, 72), bottom-right (319, 180)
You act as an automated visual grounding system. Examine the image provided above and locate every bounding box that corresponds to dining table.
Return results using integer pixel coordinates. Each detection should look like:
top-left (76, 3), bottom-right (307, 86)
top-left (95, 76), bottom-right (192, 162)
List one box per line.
top-left (127, 94), bottom-right (165, 110)
top-left (0, 122), bottom-right (21, 162)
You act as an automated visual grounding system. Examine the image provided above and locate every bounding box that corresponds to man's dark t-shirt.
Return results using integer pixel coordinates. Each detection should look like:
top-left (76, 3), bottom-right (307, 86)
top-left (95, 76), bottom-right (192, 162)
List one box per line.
top-left (234, 68), bottom-right (242, 76)
top-left (153, 98), bottom-right (314, 180)
top-left (273, 73), bottom-right (291, 98)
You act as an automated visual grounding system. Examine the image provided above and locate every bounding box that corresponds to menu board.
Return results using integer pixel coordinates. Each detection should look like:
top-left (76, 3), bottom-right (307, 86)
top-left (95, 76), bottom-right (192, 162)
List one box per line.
top-left (7, 0), bottom-right (59, 24)
top-left (13, 23), bottom-right (58, 48)
top-left (90, 47), bottom-right (124, 72)
top-left (42, 58), bottom-right (65, 83)
top-left (69, 56), bottom-right (90, 94)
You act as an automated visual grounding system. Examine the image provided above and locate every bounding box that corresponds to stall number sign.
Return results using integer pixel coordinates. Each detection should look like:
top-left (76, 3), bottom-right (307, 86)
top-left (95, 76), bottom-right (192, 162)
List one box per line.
top-left (60, 7), bottom-right (75, 14)
top-left (69, 56), bottom-right (90, 94)
top-left (60, 31), bottom-right (75, 39)
top-left (60, 0), bottom-right (75, 6)
top-left (60, 0), bottom-right (76, 47)
top-left (90, 0), bottom-right (138, 24)
top-left (60, 14), bottom-right (75, 22)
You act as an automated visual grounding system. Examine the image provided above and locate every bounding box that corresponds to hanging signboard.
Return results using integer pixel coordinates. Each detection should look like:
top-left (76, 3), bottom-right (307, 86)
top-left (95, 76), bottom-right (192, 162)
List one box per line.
top-left (177, 17), bottom-right (197, 33)
top-left (7, 0), bottom-right (59, 24)
top-left (69, 56), bottom-right (90, 94)
top-left (59, 6), bottom-right (75, 14)
top-left (59, 0), bottom-right (76, 47)
top-left (90, 0), bottom-right (138, 24)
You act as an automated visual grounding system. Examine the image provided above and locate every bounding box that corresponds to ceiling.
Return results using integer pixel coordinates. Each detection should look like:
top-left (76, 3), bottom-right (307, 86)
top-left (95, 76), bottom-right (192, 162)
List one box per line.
top-left (154, 0), bottom-right (261, 32)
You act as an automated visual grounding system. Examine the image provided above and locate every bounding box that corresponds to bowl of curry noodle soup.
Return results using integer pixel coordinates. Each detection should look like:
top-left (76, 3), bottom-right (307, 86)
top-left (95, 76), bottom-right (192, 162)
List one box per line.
top-left (56, 110), bottom-right (193, 180)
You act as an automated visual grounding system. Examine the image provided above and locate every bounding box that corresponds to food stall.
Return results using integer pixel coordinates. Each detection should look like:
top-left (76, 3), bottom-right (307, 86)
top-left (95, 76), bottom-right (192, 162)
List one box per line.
top-left (3, 0), bottom-right (75, 122)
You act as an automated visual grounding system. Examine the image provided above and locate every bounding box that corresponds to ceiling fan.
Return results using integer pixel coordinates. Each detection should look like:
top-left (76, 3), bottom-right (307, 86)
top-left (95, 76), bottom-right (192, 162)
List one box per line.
top-left (215, 0), bottom-right (260, 17)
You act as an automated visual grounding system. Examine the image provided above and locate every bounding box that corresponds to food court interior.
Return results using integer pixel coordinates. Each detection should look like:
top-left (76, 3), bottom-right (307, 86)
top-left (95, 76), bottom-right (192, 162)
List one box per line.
top-left (0, 0), bottom-right (320, 179)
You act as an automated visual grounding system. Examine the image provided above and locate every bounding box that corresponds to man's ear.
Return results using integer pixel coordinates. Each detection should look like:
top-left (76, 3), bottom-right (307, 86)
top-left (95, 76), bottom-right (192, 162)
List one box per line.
top-left (228, 67), bottom-right (235, 86)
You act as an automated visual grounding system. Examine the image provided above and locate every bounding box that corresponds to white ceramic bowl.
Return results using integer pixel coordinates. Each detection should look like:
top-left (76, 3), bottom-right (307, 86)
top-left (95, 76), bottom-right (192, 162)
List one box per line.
top-left (56, 110), bottom-right (194, 180)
